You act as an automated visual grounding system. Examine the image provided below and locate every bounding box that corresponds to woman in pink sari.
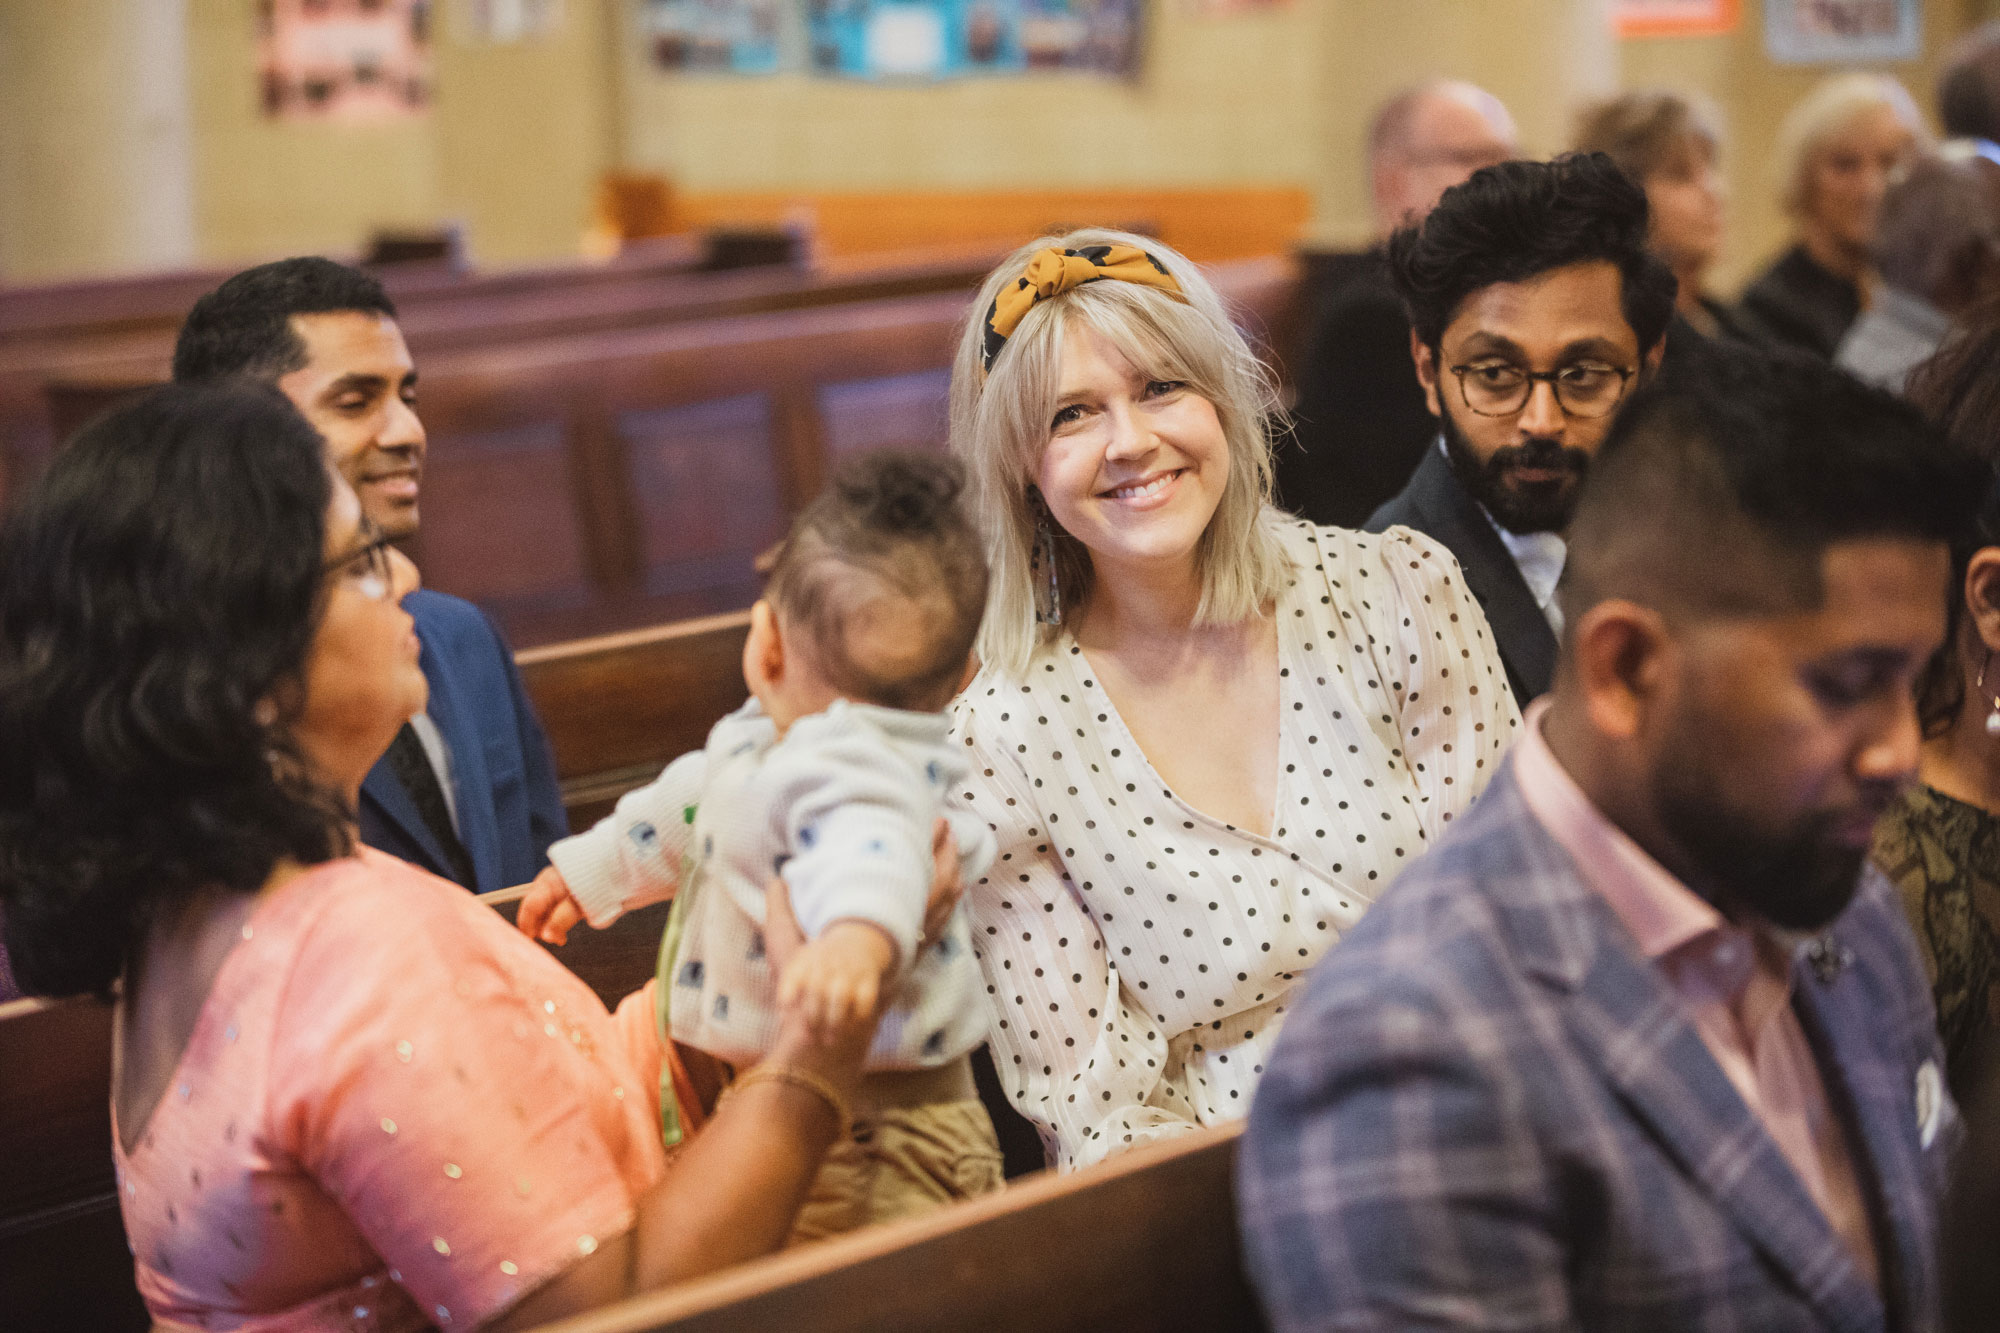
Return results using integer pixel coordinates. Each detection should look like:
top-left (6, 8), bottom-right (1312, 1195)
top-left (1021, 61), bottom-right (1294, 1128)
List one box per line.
top-left (0, 383), bottom-right (894, 1331)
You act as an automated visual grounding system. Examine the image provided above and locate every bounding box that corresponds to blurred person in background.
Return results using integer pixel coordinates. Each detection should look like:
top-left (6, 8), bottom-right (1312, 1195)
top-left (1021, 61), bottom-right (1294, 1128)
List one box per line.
top-left (1873, 306), bottom-right (2000, 1102)
top-left (1575, 89), bottom-right (1751, 361)
top-left (1837, 157), bottom-right (2000, 392)
top-left (1737, 73), bottom-right (1931, 361)
top-left (1278, 81), bottom-right (1518, 530)
top-left (1939, 20), bottom-right (2000, 160)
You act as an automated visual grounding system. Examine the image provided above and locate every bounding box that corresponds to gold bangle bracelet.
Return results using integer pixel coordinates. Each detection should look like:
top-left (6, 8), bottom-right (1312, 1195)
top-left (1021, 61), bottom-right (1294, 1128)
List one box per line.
top-left (734, 1063), bottom-right (850, 1130)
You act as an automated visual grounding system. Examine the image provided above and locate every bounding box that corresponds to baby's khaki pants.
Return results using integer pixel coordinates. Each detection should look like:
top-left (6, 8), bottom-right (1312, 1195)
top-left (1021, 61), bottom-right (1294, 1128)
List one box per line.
top-left (786, 1056), bottom-right (1005, 1244)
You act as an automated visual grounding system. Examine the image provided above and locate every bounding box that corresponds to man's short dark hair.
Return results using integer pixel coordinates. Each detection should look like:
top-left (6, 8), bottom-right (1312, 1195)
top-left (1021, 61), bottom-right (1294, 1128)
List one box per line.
top-left (172, 257), bottom-right (397, 384)
top-left (1562, 351), bottom-right (1985, 626)
top-left (1387, 152), bottom-right (1678, 356)
top-left (766, 450), bottom-right (988, 713)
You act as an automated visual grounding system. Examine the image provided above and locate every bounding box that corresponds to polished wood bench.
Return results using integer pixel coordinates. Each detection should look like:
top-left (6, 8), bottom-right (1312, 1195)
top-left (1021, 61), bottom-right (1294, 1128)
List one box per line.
top-left (527, 1122), bottom-right (1263, 1333)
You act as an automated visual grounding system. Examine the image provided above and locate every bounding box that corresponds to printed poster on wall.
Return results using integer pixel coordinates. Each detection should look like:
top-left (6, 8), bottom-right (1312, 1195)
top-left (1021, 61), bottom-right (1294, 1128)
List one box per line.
top-left (459, 0), bottom-right (566, 43)
top-left (1181, 0), bottom-right (1291, 14)
top-left (1615, 0), bottom-right (1739, 38)
top-left (645, 0), bottom-right (785, 72)
top-left (259, 0), bottom-right (433, 122)
top-left (1764, 0), bottom-right (1921, 63)
top-left (807, 1), bottom-right (1142, 79)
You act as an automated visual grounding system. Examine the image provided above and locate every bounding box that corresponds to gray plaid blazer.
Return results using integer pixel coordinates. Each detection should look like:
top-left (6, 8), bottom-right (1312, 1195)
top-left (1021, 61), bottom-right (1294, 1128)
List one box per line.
top-left (1239, 755), bottom-right (1959, 1332)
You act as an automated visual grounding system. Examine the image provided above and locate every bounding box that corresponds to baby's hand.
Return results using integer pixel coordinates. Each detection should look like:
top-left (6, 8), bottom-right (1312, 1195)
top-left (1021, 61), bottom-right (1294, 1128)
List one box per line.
top-left (515, 865), bottom-right (586, 946)
top-left (777, 921), bottom-right (897, 1038)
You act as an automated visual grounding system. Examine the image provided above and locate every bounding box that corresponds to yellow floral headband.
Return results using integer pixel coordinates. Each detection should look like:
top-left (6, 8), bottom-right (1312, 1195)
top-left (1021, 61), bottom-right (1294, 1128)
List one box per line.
top-left (980, 243), bottom-right (1186, 372)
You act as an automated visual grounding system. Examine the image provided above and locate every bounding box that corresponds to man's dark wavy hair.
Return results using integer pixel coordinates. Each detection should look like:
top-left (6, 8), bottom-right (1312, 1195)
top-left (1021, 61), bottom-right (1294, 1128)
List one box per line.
top-left (1387, 152), bottom-right (1679, 356)
top-left (0, 382), bottom-right (353, 998)
top-left (172, 256), bottom-right (396, 384)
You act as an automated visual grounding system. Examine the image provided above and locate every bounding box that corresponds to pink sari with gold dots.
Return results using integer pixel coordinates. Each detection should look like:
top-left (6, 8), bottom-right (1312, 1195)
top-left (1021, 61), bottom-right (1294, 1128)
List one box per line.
top-left (112, 849), bottom-right (665, 1331)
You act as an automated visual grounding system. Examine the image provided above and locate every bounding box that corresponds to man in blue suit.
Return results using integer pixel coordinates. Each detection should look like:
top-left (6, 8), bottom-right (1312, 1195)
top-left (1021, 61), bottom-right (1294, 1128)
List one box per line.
top-left (174, 259), bottom-right (567, 891)
top-left (1241, 355), bottom-right (1977, 1330)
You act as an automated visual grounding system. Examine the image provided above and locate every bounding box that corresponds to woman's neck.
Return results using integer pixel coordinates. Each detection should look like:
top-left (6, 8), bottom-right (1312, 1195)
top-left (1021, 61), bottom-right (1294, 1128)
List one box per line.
top-left (1800, 224), bottom-right (1868, 287)
top-left (1921, 719), bottom-right (2000, 816)
top-left (1075, 556), bottom-right (1205, 649)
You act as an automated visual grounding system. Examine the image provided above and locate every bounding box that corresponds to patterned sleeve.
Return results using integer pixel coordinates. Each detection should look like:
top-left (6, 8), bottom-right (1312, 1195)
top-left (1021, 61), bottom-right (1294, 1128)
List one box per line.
top-left (760, 731), bottom-right (935, 965)
top-left (547, 750), bottom-right (707, 927)
top-left (266, 876), bottom-right (657, 1328)
top-left (1367, 527), bottom-right (1522, 838)
top-left (1237, 950), bottom-right (1572, 1331)
top-left (953, 691), bottom-right (1203, 1170)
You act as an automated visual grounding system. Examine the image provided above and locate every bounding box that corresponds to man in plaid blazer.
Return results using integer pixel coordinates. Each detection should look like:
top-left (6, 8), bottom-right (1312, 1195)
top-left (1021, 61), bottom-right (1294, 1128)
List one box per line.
top-left (1240, 356), bottom-right (1975, 1331)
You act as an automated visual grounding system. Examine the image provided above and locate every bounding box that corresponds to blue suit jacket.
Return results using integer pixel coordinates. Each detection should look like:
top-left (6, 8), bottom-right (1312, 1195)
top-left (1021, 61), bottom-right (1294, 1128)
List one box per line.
top-left (1239, 755), bottom-right (1958, 1333)
top-left (358, 590), bottom-right (568, 894)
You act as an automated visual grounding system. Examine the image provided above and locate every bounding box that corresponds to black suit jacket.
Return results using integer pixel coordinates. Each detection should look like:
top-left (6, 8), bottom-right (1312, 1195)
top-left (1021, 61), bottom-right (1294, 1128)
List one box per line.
top-left (1275, 252), bottom-right (1436, 529)
top-left (1364, 446), bottom-right (1557, 706)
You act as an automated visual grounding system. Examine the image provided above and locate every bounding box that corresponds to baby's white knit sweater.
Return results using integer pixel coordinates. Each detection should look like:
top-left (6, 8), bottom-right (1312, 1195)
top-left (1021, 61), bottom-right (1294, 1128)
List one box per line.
top-left (547, 698), bottom-right (996, 1069)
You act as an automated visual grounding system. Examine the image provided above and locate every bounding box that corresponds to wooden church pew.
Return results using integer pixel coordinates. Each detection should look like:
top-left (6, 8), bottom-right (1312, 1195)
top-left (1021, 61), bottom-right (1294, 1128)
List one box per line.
top-left (524, 1122), bottom-right (1263, 1333)
top-left (516, 611), bottom-right (752, 830)
top-left (2, 246), bottom-right (1001, 512)
top-left (0, 994), bottom-right (148, 1332)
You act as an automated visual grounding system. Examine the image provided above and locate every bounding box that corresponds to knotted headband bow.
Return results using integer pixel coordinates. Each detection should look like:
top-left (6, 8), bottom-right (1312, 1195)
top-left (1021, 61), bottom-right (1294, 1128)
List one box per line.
top-left (980, 243), bottom-right (1186, 372)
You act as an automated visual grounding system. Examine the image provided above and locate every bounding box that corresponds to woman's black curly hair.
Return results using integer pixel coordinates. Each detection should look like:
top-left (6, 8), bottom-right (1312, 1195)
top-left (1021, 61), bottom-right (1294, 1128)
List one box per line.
top-left (0, 382), bottom-right (354, 998)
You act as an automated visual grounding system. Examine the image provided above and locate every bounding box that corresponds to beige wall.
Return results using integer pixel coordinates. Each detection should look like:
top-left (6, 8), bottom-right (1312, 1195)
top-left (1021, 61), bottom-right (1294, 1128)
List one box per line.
top-left (0, 1), bottom-right (1988, 283)
top-left (616, 4), bottom-right (1322, 193)
top-left (0, 0), bottom-right (197, 281)
top-left (1312, 0), bottom-right (1621, 250)
top-left (185, 0), bottom-right (442, 267)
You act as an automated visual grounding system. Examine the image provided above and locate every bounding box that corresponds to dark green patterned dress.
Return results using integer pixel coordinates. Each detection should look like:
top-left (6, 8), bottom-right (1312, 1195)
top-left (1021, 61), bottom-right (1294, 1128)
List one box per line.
top-left (1873, 784), bottom-right (2000, 1098)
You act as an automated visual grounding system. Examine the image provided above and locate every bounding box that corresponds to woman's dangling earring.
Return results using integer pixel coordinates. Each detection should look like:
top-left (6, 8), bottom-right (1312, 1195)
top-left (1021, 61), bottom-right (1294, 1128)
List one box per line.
top-left (1981, 655), bottom-right (2000, 736)
top-left (1028, 492), bottom-right (1063, 627)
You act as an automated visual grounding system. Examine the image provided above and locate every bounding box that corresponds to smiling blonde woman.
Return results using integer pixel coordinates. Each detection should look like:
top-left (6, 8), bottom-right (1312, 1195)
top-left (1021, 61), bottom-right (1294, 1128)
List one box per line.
top-left (947, 230), bottom-right (1521, 1169)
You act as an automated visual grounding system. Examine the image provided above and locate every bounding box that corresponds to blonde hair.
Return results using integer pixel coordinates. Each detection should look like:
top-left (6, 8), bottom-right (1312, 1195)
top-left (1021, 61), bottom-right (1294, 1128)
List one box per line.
top-left (948, 229), bottom-right (1288, 676)
top-left (1774, 72), bottom-right (1932, 216)
top-left (1574, 89), bottom-right (1723, 184)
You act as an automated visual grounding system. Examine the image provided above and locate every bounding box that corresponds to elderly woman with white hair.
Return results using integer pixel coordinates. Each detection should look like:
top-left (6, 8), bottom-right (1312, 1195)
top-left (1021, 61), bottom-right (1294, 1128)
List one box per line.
top-left (1738, 71), bottom-right (1932, 360)
top-left (946, 232), bottom-right (1519, 1170)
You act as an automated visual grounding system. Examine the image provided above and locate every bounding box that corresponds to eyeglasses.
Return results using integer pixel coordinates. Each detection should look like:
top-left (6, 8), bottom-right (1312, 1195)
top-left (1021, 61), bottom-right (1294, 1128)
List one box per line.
top-left (323, 528), bottom-right (396, 601)
top-left (1448, 360), bottom-right (1635, 420)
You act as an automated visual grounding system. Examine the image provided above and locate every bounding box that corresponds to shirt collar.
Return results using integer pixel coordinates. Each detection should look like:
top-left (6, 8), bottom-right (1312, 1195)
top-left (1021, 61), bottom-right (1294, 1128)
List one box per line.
top-left (1513, 698), bottom-right (1725, 961)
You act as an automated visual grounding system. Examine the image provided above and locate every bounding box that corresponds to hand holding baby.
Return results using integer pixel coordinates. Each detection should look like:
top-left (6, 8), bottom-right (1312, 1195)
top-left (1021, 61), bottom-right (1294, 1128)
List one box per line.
top-left (777, 920), bottom-right (898, 1038)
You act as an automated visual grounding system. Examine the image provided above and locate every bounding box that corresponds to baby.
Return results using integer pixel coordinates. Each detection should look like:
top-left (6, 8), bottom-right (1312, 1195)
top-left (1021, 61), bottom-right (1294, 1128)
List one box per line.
top-left (520, 450), bottom-right (1002, 1240)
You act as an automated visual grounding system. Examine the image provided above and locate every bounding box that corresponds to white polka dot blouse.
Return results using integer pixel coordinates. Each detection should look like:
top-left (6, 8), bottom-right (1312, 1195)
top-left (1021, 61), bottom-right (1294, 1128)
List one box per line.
top-left (951, 518), bottom-right (1522, 1169)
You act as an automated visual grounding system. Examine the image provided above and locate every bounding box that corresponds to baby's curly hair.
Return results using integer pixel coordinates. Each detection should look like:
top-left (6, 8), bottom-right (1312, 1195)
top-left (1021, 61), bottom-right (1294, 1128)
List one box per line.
top-left (766, 451), bottom-right (988, 712)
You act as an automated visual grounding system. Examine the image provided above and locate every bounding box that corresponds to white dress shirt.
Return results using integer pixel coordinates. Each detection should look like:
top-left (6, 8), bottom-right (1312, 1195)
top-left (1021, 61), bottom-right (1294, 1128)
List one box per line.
top-left (1493, 524), bottom-right (1568, 637)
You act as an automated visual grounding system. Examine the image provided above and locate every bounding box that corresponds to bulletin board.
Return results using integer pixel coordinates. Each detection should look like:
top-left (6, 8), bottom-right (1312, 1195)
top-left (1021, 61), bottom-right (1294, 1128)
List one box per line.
top-left (1614, 0), bottom-right (1740, 39)
top-left (258, 0), bottom-right (434, 122)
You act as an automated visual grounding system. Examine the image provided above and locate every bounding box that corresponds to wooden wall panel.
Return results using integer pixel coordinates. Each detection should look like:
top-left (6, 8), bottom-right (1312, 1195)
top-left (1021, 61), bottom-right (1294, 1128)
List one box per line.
top-left (412, 419), bottom-right (594, 618)
top-left (818, 368), bottom-right (952, 459)
top-left (620, 395), bottom-right (784, 610)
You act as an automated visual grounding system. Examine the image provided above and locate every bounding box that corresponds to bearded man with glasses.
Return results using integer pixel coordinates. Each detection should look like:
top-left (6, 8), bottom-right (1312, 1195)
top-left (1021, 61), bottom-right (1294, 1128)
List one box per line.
top-left (1367, 152), bottom-right (1678, 705)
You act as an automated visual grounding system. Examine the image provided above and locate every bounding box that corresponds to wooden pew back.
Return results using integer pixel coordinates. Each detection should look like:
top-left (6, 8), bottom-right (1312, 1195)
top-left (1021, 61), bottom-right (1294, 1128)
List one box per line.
top-left (515, 611), bottom-right (752, 829)
top-left (528, 1122), bottom-right (1263, 1333)
top-left (0, 995), bottom-right (148, 1332)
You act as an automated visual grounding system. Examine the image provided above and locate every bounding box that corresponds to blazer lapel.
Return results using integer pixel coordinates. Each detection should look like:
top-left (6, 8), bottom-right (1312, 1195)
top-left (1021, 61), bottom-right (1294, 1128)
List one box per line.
top-left (417, 642), bottom-right (501, 894)
top-left (1405, 448), bottom-right (1558, 701)
top-left (359, 757), bottom-right (454, 881)
top-left (1494, 795), bottom-right (1884, 1333)
top-left (1792, 934), bottom-right (1934, 1330)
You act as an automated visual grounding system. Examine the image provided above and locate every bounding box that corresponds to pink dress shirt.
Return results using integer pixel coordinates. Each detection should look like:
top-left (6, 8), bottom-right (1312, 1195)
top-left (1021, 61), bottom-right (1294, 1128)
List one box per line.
top-left (1511, 701), bottom-right (1880, 1288)
top-left (112, 848), bottom-right (667, 1331)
